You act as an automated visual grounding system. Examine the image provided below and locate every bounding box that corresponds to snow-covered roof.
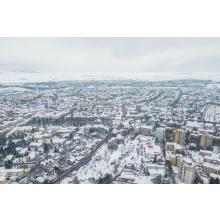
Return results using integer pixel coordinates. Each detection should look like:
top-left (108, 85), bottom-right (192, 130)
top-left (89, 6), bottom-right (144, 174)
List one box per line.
top-left (4, 154), bottom-right (14, 161)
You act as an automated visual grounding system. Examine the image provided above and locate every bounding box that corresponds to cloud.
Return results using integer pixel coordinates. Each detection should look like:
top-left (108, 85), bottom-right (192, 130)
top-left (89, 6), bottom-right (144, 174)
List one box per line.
top-left (0, 38), bottom-right (220, 81)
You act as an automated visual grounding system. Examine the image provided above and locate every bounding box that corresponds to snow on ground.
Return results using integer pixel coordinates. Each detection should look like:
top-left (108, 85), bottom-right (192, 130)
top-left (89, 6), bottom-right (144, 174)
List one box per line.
top-left (0, 87), bottom-right (31, 93)
top-left (76, 143), bottom-right (127, 183)
top-left (188, 150), bottom-right (204, 165)
top-left (71, 135), bottom-right (164, 184)
top-left (1, 71), bottom-right (220, 84)
top-left (204, 106), bottom-right (220, 123)
top-left (60, 177), bottom-right (73, 184)
top-left (117, 168), bottom-right (153, 184)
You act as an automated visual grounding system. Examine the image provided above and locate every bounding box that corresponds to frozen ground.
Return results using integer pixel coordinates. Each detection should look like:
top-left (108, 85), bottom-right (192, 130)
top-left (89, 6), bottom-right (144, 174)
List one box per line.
top-left (61, 135), bottom-right (164, 184)
top-left (75, 142), bottom-right (128, 183)
top-left (1, 71), bottom-right (220, 84)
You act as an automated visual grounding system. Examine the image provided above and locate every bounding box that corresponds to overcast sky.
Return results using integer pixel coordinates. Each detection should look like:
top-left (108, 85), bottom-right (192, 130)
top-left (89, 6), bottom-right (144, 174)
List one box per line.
top-left (0, 38), bottom-right (220, 81)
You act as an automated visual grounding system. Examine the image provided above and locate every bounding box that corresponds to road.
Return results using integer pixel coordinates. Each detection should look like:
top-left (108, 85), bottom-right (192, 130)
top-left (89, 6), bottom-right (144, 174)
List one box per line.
top-left (17, 127), bottom-right (79, 183)
top-left (162, 143), bottom-right (176, 184)
top-left (50, 132), bottom-right (112, 184)
top-left (166, 160), bottom-right (176, 184)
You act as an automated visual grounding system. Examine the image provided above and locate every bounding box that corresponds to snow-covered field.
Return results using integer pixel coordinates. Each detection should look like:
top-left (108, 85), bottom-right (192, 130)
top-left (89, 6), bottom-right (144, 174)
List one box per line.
top-left (61, 135), bottom-right (164, 184)
top-left (76, 142), bottom-right (128, 183)
top-left (1, 71), bottom-right (220, 84)
top-left (0, 87), bottom-right (31, 93)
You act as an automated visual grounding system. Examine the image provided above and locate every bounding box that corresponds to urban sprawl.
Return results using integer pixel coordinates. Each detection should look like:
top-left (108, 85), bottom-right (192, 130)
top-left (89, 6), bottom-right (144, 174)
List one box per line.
top-left (1, 79), bottom-right (220, 184)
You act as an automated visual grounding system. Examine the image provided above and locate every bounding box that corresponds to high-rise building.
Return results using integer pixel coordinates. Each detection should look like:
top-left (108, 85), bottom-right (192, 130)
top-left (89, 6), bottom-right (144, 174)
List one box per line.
top-left (175, 130), bottom-right (180, 144)
top-left (155, 127), bottom-right (166, 142)
top-left (178, 158), bottom-right (196, 184)
top-left (205, 134), bottom-right (213, 148)
top-left (175, 129), bottom-right (186, 145)
top-left (200, 134), bottom-right (206, 148)
top-left (199, 134), bottom-right (213, 149)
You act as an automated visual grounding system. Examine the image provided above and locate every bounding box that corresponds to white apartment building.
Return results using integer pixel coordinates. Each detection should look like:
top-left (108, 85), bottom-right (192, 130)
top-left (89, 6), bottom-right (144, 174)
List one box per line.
top-left (155, 127), bottom-right (166, 142)
top-left (178, 158), bottom-right (196, 184)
